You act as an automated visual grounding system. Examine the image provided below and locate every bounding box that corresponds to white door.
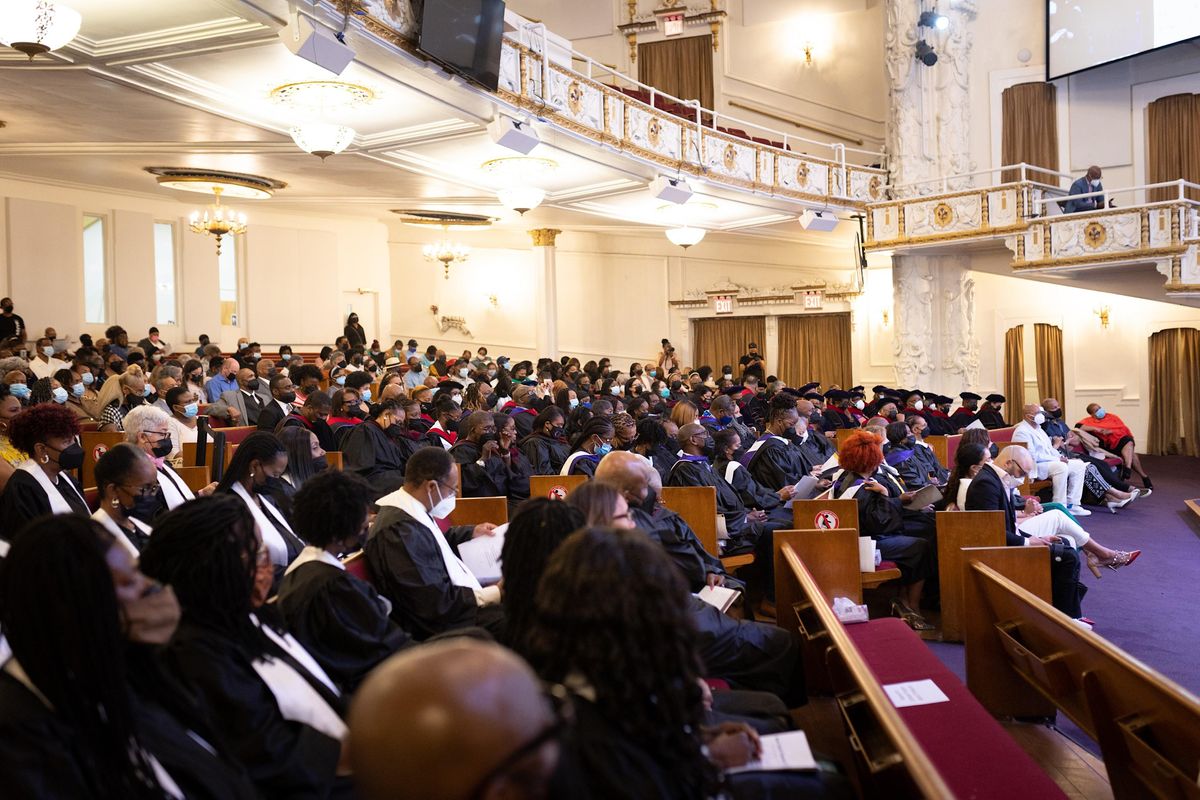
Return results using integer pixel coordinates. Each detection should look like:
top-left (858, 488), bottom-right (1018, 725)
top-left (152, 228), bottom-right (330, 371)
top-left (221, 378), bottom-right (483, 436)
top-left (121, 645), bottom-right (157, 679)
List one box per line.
top-left (343, 291), bottom-right (379, 347)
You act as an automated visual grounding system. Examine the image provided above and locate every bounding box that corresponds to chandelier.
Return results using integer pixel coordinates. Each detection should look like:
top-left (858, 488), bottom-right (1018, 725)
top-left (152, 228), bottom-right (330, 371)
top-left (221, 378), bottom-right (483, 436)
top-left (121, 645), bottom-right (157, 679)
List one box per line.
top-left (0, 0), bottom-right (82, 59)
top-left (288, 123), bottom-right (356, 160)
top-left (271, 80), bottom-right (374, 160)
top-left (423, 239), bottom-right (470, 279)
top-left (665, 226), bottom-right (706, 249)
top-left (188, 187), bottom-right (247, 256)
top-left (496, 186), bottom-right (546, 215)
top-left (482, 156), bottom-right (556, 216)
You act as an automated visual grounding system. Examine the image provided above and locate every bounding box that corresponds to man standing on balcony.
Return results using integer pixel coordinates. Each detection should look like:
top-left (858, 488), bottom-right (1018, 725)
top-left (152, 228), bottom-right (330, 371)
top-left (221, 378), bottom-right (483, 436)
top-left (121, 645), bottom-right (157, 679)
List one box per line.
top-left (1064, 166), bottom-right (1105, 213)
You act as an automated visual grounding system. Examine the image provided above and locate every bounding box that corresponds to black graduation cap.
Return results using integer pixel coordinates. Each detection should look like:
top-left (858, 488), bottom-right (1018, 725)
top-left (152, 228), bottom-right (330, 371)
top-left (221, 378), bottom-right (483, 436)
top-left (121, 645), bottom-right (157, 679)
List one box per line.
top-left (720, 386), bottom-right (743, 396)
top-left (803, 392), bottom-right (824, 401)
top-left (905, 389), bottom-right (925, 399)
top-left (959, 391), bottom-right (982, 401)
top-left (850, 390), bottom-right (866, 400)
top-left (828, 389), bottom-right (851, 401)
top-left (872, 384), bottom-right (889, 393)
top-left (931, 394), bottom-right (952, 405)
top-left (851, 385), bottom-right (864, 393)
top-left (986, 393), bottom-right (1006, 403)
top-left (798, 382), bottom-right (821, 393)
top-left (434, 380), bottom-right (464, 394)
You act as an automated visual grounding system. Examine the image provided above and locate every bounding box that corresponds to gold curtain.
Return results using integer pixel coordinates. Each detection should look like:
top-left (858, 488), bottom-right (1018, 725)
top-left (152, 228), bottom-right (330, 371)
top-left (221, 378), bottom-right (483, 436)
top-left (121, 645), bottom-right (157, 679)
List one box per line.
top-left (1033, 323), bottom-right (1065, 410)
top-left (1003, 325), bottom-right (1025, 425)
top-left (776, 313), bottom-right (853, 388)
top-left (691, 316), bottom-right (766, 376)
top-left (1000, 82), bottom-right (1059, 183)
top-left (1147, 93), bottom-right (1200, 202)
top-left (637, 35), bottom-right (714, 108)
top-left (1147, 328), bottom-right (1200, 456)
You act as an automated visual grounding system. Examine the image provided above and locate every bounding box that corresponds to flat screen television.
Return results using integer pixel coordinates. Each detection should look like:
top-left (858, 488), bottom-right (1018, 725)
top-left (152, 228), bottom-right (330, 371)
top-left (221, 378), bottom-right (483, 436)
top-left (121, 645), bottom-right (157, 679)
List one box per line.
top-left (417, 0), bottom-right (507, 91)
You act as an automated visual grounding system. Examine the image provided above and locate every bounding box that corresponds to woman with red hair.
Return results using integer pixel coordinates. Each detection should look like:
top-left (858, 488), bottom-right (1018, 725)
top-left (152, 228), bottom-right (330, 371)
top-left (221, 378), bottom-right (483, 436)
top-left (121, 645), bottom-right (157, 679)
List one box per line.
top-left (831, 430), bottom-right (937, 630)
top-left (0, 403), bottom-right (87, 534)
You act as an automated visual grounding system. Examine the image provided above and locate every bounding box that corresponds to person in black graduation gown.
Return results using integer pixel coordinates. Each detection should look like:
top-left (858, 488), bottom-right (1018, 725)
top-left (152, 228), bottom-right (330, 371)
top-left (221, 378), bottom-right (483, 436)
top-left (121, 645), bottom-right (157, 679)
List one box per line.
top-left (343, 399), bottom-right (411, 496)
top-left (504, 384), bottom-right (541, 439)
top-left (559, 416), bottom-right (613, 477)
top-left (278, 470), bottom-right (417, 695)
top-left (883, 421), bottom-right (939, 490)
top-left (977, 393), bottom-right (1009, 429)
top-left (0, 514), bottom-right (258, 800)
top-left (713, 428), bottom-right (797, 513)
top-left (519, 406), bottom-right (570, 475)
top-left (632, 415), bottom-right (679, 483)
top-left (0, 403), bottom-right (88, 535)
top-left (745, 399), bottom-right (818, 492)
top-left (278, 391), bottom-right (337, 453)
top-left (494, 411), bottom-right (532, 512)
top-left (366, 446), bottom-right (506, 640)
top-left (924, 394), bottom-right (956, 436)
top-left (141, 495), bottom-right (351, 800)
top-left (794, 398), bottom-right (836, 465)
top-left (907, 415), bottom-right (949, 485)
top-left (950, 391), bottom-right (982, 430)
top-left (449, 410), bottom-right (531, 514)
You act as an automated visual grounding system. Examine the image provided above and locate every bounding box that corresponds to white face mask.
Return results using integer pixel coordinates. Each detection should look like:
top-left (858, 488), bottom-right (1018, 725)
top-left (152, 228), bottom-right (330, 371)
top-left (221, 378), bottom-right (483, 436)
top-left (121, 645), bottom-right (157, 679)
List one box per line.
top-left (1033, 412), bottom-right (1046, 425)
top-left (458, 368), bottom-right (469, 378)
top-left (855, 399), bottom-right (865, 410)
top-left (912, 400), bottom-right (923, 410)
top-left (451, 394), bottom-right (463, 405)
top-left (723, 373), bottom-right (732, 380)
top-left (42, 345), bottom-right (54, 358)
top-left (610, 385), bottom-right (620, 396)
top-left (1090, 178), bottom-right (1101, 188)
top-left (428, 483), bottom-right (457, 520)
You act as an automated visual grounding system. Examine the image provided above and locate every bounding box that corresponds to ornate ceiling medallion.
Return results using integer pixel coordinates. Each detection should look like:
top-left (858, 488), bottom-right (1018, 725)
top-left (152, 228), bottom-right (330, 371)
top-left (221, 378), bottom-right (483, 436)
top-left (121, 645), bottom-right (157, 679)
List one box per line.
top-left (145, 167), bottom-right (286, 200)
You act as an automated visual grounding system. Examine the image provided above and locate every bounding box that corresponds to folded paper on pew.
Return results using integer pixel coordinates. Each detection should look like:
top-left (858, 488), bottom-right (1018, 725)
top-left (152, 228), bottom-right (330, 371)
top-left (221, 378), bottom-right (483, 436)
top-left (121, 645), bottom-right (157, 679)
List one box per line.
top-left (694, 584), bottom-right (742, 613)
top-left (858, 537), bottom-right (878, 572)
top-left (784, 475), bottom-right (822, 508)
top-left (726, 730), bottom-right (817, 774)
top-left (965, 419), bottom-right (986, 431)
top-left (883, 679), bottom-right (950, 708)
top-left (457, 523), bottom-right (507, 585)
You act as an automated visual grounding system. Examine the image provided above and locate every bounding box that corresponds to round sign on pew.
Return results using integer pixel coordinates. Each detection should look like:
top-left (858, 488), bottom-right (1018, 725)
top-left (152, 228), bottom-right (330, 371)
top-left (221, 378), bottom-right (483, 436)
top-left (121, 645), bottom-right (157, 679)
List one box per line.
top-left (814, 510), bottom-right (840, 529)
top-left (547, 485), bottom-right (568, 500)
top-left (92, 444), bottom-right (108, 462)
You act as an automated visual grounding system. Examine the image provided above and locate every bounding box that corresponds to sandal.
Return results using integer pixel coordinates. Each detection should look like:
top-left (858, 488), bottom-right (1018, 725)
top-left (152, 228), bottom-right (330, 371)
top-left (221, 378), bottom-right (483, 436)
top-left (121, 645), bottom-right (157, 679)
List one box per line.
top-left (891, 599), bottom-right (935, 631)
top-left (1099, 550), bottom-right (1141, 571)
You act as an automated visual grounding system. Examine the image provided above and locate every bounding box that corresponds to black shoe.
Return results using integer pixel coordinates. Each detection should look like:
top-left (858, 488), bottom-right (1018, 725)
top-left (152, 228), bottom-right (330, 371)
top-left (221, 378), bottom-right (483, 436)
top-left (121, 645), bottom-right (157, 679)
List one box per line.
top-left (1142, 476), bottom-right (1153, 490)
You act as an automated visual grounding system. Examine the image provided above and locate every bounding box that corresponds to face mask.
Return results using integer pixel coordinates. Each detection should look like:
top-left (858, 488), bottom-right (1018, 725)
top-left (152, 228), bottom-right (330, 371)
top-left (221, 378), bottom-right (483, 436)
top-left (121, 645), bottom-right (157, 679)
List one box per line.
top-left (70, 382), bottom-right (84, 397)
top-left (451, 394), bottom-right (463, 406)
top-left (311, 455), bottom-right (328, 473)
top-left (458, 368), bottom-right (469, 378)
top-left (912, 400), bottom-right (923, 410)
top-left (182, 402), bottom-right (199, 419)
top-left (335, 375), bottom-right (347, 386)
top-left (569, 398), bottom-right (579, 409)
top-left (281, 353), bottom-right (291, 361)
top-left (150, 437), bottom-right (173, 460)
top-left (246, 378), bottom-right (261, 392)
top-left (609, 385), bottom-right (621, 396)
top-left (549, 425), bottom-right (564, 439)
top-left (42, 345), bottom-right (54, 358)
top-left (10, 383), bottom-right (29, 399)
top-left (127, 491), bottom-right (162, 522)
top-left (51, 387), bottom-right (68, 404)
top-left (723, 373), bottom-right (732, 380)
top-left (855, 399), bottom-right (866, 410)
top-left (487, 369), bottom-right (497, 379)
top-left (659, 388), bottom-right (670, 398)
top-left (80, 371), bottom-right (95, 387)
top-left (701, 437), bottom-right (716, 458)
top-left (427, 483), bottom-right (456, 519)
top-left (1047, 409), bottom-right (1062, 419)
top-left (717, 415), bottom-right (733, 426)
top-left (649, 370), bottom-right (657, 378)
top-left (1033, 412), bottom-right (1045, 426)
top-left (278, 390), bottom-right (297, 404)
top-left (1090, 179), bottom-right (1100, 188)
top-left (55, 442), bottom-right (85, 471)
top-left (1094, 408), bottom-right (1106, 419)
top-left (594, 441), bottom-right (613, 457)
top-left (361, 388), bottom-right (372, 402)
top-left (638, 489), bottom-right (658, 514)
top-left (0, 304), bottom-right (11, 313)
top-left (142, 385), bottom-right (153, 397)
top-left (420, 402), bottom-right (434, 416)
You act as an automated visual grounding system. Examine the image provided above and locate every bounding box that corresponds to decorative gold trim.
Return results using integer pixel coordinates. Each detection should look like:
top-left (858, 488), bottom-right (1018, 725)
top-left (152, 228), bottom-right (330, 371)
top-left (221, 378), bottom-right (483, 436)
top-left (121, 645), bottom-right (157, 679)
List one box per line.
top-left (1083, 221), bottom-right (1108, 249)
top-left (865, 223), bottom-right (1029, 249)
top-left (269, 80), bottom-right (375, 107)
top-left (529, 228), bottom-right (562, 247)
top-left (480, 156), bottom-right (559, 173)
top-left (1013, 245), bottom-right (1187, 269)
top-left (932, 202), bottom-right (954, 228)
top-left (867, 182), bottom-right (1027, 209)
top-left (567, 80), bottom-right (584, 116)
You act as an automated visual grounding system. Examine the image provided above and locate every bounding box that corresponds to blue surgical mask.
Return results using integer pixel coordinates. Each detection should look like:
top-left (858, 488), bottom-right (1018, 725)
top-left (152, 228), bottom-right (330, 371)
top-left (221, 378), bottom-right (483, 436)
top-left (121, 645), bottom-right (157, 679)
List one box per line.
top-left (1094, 407), bottom-right (1106, 419)
top-left (42, 345), bottom-right (54, 358)
top-left (649, 370), bottom-right (657, 378)
top-left (71, 382), bottom-right (85, 397)
top-left (361, 388), bottom-right (372, 402)
top-left (142, 385), bottom-right (153, 397)
top-left (281, 353), bottom-right (291, 361)
top-left (659, 387), bottom-right (670, 398)
top-left (717, 415), bottom-right (734, 425)
top-left (336, 375), bottom-right (346, 386)
top-left (51, 386), bottom-right (68, 404)
top-left (10, 383), bottom-right (29, 399)
top-left (569, 398), bottom-right (579, 408)
top-left (595, 442), bottom-right (613, 457)
top-left (81, 372), bottom-right (94, 386)
top-left (182, 402), bottom-right (199, 418)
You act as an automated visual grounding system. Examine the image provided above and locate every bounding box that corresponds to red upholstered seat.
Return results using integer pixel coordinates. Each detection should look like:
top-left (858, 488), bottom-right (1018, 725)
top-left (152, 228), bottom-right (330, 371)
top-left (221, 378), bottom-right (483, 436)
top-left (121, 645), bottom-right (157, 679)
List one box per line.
top-left (703, 678), bottom-right (731, 692)
top-left (877, 560), bottom-right (899, 572)
top-left (343, 551), bottom-right (371, 585)
top-left (84, 487), bottom-right (100, 513)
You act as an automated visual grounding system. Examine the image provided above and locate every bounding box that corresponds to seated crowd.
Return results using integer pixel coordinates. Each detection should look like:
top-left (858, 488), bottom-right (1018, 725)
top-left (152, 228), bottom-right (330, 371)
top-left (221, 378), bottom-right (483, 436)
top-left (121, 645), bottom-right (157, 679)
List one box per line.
top-left (0, 308), bottom-right (1155, 797)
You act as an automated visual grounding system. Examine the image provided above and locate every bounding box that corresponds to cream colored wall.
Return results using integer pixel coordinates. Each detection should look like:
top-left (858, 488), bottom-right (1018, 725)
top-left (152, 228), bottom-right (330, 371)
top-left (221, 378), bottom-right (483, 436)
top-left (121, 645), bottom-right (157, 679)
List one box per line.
top-left (0, 176), bottom-right (390, 354)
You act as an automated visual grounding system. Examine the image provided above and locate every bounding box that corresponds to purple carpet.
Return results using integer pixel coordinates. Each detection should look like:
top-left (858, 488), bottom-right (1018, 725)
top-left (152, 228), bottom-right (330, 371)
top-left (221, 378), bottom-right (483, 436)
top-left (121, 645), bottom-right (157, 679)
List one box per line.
top-left (926, 454), bottom-right (1200, 753)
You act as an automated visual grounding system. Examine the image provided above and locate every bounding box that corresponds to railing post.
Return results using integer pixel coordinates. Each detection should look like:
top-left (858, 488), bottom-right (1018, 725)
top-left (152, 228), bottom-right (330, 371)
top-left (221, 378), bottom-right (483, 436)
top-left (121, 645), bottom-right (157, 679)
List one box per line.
top-left (695, 101), bottom-right (703, 166)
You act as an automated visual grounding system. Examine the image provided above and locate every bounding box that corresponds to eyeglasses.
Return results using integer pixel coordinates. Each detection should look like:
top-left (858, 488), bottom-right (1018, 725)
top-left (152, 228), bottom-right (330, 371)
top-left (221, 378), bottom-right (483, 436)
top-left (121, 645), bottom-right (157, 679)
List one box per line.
top-left (121, 482), bottom-right (161, 498)
top-left (466, 684), bottom-right (572, 800)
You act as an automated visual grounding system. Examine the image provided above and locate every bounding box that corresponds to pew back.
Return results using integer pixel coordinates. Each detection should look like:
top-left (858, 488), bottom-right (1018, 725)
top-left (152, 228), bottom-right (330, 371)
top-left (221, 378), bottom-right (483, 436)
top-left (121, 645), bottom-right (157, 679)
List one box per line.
top-left (172, 465), bottom-right (211, 494)
top-left (935, 510), bottom-right (1007, 642)
top-left (529, 474), bottom-right (588, 500)
top-left (660, 486), bottom-right (719, 557)
top-left (791, 497), bottom-right (860, 534)
top-left (80, 431), bottom-right (127, 488)
top-left (447, 496), bottom-right (509, 527)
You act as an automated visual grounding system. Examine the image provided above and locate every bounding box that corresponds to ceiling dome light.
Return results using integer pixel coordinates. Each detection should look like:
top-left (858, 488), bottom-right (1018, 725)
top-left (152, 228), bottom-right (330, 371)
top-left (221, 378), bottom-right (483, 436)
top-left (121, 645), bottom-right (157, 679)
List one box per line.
top-left (270, 80), bottom-right (376, 113)
top-left (497, 186), bottom-right (546, 215)
top-left (0, 0), bottom-right (82, 59)
top-left (666, 226), bottom-right (706, 249)
top-left (289, 123), bottom-right (356, 160)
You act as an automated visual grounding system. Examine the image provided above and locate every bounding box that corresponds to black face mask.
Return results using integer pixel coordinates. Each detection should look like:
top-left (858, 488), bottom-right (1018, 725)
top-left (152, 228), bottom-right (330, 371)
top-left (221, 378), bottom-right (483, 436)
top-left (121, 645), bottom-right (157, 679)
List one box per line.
top-left (419, 402), bottom-right (434, 416)
top-left (478, 432), bottom-right (499, 448)
top-left (246, 379), bottom-right (261, 392)
top-left (256, 475), bottom-right (286, 496)
top-left (548, 425), bottom-right (564, 439)
top-left (638, 489), bottom-right (658, 514)
top-left (150, 437), bottom-right (173, 460)
top-left (388, 423), bottom-right (406, 436)
top-left (347, 407), bottom-right (367, 420)
top-left (701, 438), bottom-right (716, 459)
top-left (127, 490), bottom-right (162, 522)
top-left (55, 442), bottom-right (85, 471)
top-left (1047, 409), bottom-right (1062, 419)
top-left (0, 304), bottom-right (12, 313)
top-left (188, 373), bottom-right (203, 384)
top-left (311, 455), bottom-right (329, 473)
top-left (278, 390), bottom-right (297, 404)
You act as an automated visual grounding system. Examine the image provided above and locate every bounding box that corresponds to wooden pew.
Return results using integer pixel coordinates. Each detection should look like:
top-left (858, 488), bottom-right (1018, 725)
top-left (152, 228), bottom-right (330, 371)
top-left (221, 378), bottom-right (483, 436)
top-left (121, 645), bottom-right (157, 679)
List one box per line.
top-left (1186, 498), bottom-right (1200, 519)
top-left (325, 451), bottom-right (343, 471)
top-left (935, 510), bottom-right (1007, 642)
top-left (963, 556), bottom-right (1200, 799)
top-left (924, 434), bottom-right (949, 470)
top-left (447, 496), bottom-right (509, 527)
top-left (173, 465), bottom-right (211, 494)
top-left (182, 441), bottom-right (237, 469)
top-left (835, 428), bottom-right (857, 448)
top-left (774, 538), bottom-right (1066, 798)
top-left (791, 498), bottom-right (901, 590)
top-left (529, 474), bottom-right (588, 500)
top-left (660, 485), bottom-right (755, 570)
top-left (80, 431), bottom-right (127, 489)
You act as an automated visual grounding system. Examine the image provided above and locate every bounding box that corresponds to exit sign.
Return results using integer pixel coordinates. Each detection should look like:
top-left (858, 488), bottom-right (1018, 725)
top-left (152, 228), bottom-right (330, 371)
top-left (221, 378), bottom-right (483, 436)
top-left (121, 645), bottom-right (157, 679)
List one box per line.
top-left (714, 295), bottom-right (734, 314)
top-left (663, 13), bottom-right (684, 36)
top-left (803, 292), bottom-right (823, 309)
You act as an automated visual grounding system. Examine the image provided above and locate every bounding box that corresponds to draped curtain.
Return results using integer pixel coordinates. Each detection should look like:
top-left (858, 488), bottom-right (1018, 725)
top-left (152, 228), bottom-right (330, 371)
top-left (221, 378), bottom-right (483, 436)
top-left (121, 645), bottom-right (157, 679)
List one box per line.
top-left (1147, 328), bottom-right (1200, 456)
top-left (1000, 82), bottom-right (1059, 184)
top-left (1003, 326), bottom-right (1025, 425)
top-left (1033, 323), bottom-right (1065, 410)
top-left (637, 35), bottom-right (714, 109)
top-left (777, 313), bottom-right (853, 388)
top-left (691, 316), bottom-right (765, 376)
top-left (1147, 93), bottom-right (1200, 203)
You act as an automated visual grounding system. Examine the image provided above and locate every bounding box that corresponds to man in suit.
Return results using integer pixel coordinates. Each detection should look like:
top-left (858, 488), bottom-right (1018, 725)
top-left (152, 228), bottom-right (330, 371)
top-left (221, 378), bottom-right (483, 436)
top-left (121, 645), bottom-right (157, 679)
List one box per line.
top-left (1064, 165), bottom-right (1105, 213)
top-left (210, 367), bottom-right (271, 425)
top-left (256, 373), bottom-right (298, 433)
top-left (965, 446), bottom-right (1086, 620)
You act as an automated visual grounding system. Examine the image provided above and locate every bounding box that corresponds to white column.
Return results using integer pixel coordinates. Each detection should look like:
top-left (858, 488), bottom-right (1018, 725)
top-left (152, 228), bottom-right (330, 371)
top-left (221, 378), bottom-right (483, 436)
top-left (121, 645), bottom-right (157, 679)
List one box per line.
top-left (892, 253), bottom-right (979, 391)
top-left (529, 228), bottom-right (561, 359)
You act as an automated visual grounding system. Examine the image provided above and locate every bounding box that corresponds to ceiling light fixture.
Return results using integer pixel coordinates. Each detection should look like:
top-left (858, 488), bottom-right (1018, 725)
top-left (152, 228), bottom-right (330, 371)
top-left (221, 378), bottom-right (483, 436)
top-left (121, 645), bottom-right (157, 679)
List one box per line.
top-left (288, 122), bottom-right (356, 160)
top-left (665, 226), bottom-right (706, 249)
top-left (189, 187), bottom-right (247, 256)
top-left (497, 186), bottom-right (546, 215)
top-left (423, 238), bottom-right (470, 279)
top-left (0, 0), bottom-right (81, 60)
top-left (146, 167), bottom-right (286, 200)
top-left (271, 80), bottom-right (374, 160)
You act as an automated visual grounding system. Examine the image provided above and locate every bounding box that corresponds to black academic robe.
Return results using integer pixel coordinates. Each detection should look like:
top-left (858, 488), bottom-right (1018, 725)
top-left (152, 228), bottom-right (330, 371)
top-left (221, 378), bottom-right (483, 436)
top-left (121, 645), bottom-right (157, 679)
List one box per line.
top-left (644, 444), bottom-right (679, 484)
top-left (342, 421), bottom-right (408, 496)
top-left (739, 394), bottom-right (769, 431)
top-left (949, 408), bottom-right (978, 429)
top-left (277, 559), bottom-right (417, 694)
top-left (519, 432), bottom-right (571, 475)
top-left (977, 407), bottom-right (1008, 430)
top-left (924, 409), bottom-right (955, 436)
top-left (562, 450), bottom-right (601, 477)
top-left (450, 441), bottom-right (532, 514)
top-left (701, 418), bottom-right (756, 454)
top-left (667, 456), bottom-right (748, 538)
top-left (822, 407), bottom-right (857, 430)
top-left (745, 436), bottom-right (814, 492)
top-left (716, 458), bottom-right (785, 512)
top-left (507, 405), bottom-right (538, 438)
top-left (629, 506), bottom-right (723, 592)
top-left (279, 414), bottom-right (336, 453)
top-left (162, 619), bottom-right (345, 800)
top-left (912, 441), bottom-right (949, 484)
top-left (797, 430), bottom-right (835, 464)
top-left (884, 443), bottom-right (931, 489)
top-left (0, 468), bottom-right (88, 537)
top-left (256, 401), bottom-right (289, 433)
top-left (365, 505), bottom-right (504, 640)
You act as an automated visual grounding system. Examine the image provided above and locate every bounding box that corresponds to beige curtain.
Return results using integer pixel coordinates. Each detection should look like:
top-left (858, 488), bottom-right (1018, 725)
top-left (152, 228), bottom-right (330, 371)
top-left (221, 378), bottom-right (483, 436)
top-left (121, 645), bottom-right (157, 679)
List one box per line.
top-left (1001, 82), bottom-right (1059, 183)
top-left (1033, 323), bottom-right (1065, 410)
top-left (1003, 326), bottom-right (1025, 425)
top-left (691, 316), bottom-right (766, 376)
top-left (1148, 93), bottom-right (1200, 202)
top-left (1147, 328), bottom-right (1200, 456)
top-left (637, 35), bottom-right (714, 109)
top-left (777, 314), bottom-right (853, 388)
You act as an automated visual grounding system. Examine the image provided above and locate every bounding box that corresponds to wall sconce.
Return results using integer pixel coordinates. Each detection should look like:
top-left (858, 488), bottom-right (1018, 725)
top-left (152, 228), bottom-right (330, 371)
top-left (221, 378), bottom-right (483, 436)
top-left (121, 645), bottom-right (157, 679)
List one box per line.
top-left (881, 309), bottom-right (890, 327)
top-left (1094, 306), bottom-right (1110, 329)
top-left (488, 295), bottom-right (498, 308)
top-left (802, 42), bottom-right (815, 66)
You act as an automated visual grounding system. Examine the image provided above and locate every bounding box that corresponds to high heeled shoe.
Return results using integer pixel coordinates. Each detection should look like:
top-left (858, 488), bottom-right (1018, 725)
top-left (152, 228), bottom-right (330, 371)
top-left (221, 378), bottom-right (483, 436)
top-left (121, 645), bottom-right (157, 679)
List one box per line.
top-left (1085, 552), bottom-right (1103, 579)
top-left (1098, 550), bottom-right (1141, 571)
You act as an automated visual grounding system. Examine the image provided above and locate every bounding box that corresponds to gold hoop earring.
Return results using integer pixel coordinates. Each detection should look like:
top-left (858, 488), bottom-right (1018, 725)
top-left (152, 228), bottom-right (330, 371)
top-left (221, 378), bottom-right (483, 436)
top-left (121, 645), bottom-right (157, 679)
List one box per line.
top-left (40, 454), bottom-right (49, 464)
top-left (111, 498), bottom-right (120, 508)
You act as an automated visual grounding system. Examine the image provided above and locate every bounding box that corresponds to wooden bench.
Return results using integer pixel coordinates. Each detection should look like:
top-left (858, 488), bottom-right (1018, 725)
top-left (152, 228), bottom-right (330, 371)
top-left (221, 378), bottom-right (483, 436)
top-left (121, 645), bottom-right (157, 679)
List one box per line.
top-left (173, 465), bottom-right (212, 494)
top-left (774, 537), bottom-right (1066, 798)
top-left (447, 496), bottom-right (509, 527)
top-left (80, 431), bottom-right (127, 489)
top-left (661, 485), bottom-right (753, 571)
top-left (325, 450), bottom-right (343, 471)
top-left (963, 556), bottom-right (1200, 799)
top-left (182, 441), bottom-right (237, 469)
top-left (1187, 498), bottom-right (1200, 519)
top-left (791, 499), bottom-right (902, 590)
top-left (935, 510), bottom-right (1007, 642)
top-left (529, 473), bottom-right (588, 500)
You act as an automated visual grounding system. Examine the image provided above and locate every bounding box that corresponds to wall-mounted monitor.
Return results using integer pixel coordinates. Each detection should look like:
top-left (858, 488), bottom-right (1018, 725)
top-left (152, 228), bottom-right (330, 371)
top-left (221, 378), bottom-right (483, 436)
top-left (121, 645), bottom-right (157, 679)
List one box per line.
top-left (417, 0), bottom-right (507, 91)
top-left (1047, 0), bottom-right (1200, 80)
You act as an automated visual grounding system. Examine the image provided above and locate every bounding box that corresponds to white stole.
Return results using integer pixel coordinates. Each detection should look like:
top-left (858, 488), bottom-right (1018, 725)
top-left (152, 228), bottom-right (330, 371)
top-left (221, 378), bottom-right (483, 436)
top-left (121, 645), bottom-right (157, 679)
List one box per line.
top-left (231, 482), bottom-right (292, 566)
top-left (376, 488), bottom-right (482, 591)
top-left (156, 465), bottom-right (195, 510)
top-left (248, 615), bottom-right (346, 742)
top-left (91, 507), bottom-right (151, 558)
top-left (559, 450), bottom-right (594, 476)
top-left (17, 460), bottom-right (80, 515)
top-left (723, 460), bottom-right (742, 484)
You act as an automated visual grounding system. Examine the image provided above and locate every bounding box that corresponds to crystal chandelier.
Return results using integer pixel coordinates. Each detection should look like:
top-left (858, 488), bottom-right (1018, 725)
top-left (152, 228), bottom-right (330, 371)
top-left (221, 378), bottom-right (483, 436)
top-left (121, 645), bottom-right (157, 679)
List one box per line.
top-left (288, 123), bottom-right (356, 160)
top-left (423, 239), bottom-right (470, 279)
top-left (665, 226), bottom-right (706, 249)
top-left (188, 187), bottom-right (247, 256)
top-left (496, 186), bottom-right (546, 215)
top-left (0, 0), bottom-right (81, 59)
top-left (271, 80), bottom-right (374, 160)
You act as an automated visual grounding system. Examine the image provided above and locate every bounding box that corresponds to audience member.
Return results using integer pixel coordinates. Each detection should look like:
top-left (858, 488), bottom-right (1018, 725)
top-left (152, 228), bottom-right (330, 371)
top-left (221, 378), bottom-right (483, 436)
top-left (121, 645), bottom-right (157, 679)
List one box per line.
top-left (1077, 403), bottom-right (1152, 489)
top-left (0, 402), bottom-right (86, 531)
top-left (520, 406), bottom-right (570, 475)
top-left (561, 416), bottom-right (614, 477)
top-left (343, 399), bottom-right (409, 495)
top-left (91, 442), bottom-right (158, 554)
top-left (1013, 403), bottom-right (1090, 516)
top-left (1065, 165), bottom-right (1105, 213)
top-left (216, 432), bottom-right (306, 573)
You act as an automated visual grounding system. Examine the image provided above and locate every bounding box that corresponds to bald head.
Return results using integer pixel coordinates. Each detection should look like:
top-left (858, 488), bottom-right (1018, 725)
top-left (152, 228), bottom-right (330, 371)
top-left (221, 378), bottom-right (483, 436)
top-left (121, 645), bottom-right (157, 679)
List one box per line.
top-left (795, 398), bottom-right (814, 417)
top-left (350, 640), bottom-right (558, 800)
top-left (594, 449), bottom-right (650, 495)
top-left (996, 445), bottom-right (1034, 476)
top-left (677, 422), bottom-right (709, 456)
top-left (1021, 403), bottom-right (1040, 422)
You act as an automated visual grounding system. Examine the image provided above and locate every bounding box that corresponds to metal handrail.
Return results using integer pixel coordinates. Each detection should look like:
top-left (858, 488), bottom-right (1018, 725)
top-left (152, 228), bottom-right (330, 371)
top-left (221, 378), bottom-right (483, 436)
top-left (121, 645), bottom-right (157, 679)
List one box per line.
top-left (890, 162), bottom-right (1076, 193)
top-left (1029, 179), bottom-right (1200, 208)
